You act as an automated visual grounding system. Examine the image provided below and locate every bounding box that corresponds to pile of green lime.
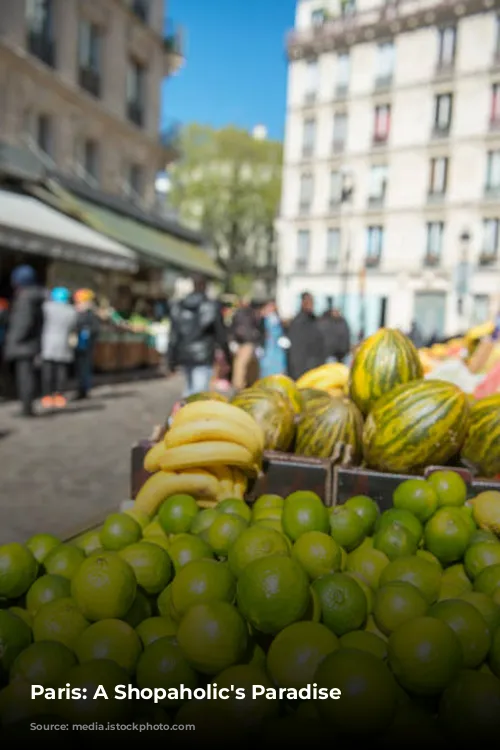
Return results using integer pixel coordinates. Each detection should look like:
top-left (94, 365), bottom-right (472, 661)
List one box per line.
top-left (1, 474), bottom-right (500, 742)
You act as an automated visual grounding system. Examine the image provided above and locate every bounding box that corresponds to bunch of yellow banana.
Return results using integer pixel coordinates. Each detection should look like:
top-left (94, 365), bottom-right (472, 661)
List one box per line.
top-left (296, 362), bottom-right (349, 393)
top-left (134, 400), bottom-right (264, 516)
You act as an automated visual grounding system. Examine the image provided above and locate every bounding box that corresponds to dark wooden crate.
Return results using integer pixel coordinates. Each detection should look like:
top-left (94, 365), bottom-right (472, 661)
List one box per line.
top-left (131, 442), bottom-right (334, 505)
top-left (333, 465), bottom-right (500, 512)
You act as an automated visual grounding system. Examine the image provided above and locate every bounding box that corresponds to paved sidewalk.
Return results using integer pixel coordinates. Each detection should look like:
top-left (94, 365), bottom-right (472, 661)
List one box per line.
top-left (0, 376), bottom-right (183, 544)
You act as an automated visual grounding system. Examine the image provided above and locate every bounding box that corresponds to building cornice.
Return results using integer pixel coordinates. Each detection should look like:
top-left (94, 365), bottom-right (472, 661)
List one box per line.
top-left (286, 0), bottom-right (500, 61)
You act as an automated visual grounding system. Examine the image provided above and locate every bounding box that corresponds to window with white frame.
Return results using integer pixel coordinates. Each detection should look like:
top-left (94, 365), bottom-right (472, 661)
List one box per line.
top-left (437, 26), bottom-right (456, 67)
top-left (426, 222), bottom-right (444, 262)
top-left (368, 164), bottom-right (388, 202)
top-left (302, 118), bottom-right (316, 156)
top-left (429, 157), bottom-right (448, 195)
top-left (366, 226), bottom-right (384, 263)
top-left (330, 170), bottom-right (343, 205)
top-left (376, 42), bottom-right (395, 82)
top-left (483, 219), bottom-right (500, 256)
top-left (304, 59), bottom-right (319, 99)
top-left (434, 93), bottom-right (453, 132)
top-left (296, 230), bottom-right (310, 269)
top-left (326, 228), bottom-right (341, 268)
top-left (299, 173), bottom-right (314, 212)
top-left (486, 151), bottom-right (500, 190)
top-left (336, 53), bottom-right (350, 89)
top-left (333, 112), bottom-right (348, 146)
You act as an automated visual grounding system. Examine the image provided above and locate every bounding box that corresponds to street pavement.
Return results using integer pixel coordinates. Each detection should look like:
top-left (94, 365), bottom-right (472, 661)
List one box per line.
top-left (0, 375), bottom-right (183, 544)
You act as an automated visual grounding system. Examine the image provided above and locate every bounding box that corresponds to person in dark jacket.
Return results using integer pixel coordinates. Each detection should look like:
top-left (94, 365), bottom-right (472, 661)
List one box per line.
top-left (318, 306), bottom-right (351, 363)
top-left (4, 265), bottom-right (45, 417)
top-left (230, 298), bottom-right (263, 390)
top-left (74, 289), bottom-right (100, 400)
top-left (168, 275), bottom-right (230, 397)
top-left (408, 320), bottom-right (424, 349)
top-left (287, 292), bottom-right (325, 379)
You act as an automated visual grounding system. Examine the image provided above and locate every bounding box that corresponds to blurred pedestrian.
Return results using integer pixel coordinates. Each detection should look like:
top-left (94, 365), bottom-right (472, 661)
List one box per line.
top-left (230, 297), bottom-right (262, 390)
top-left (408, 320), bottom-right (424, 349)
top-left (4, 265), bottom-right (45, 417)
top-left (168, 274), bottom-right (230, 397)
top-left (318, 306), bottom-right (351, 364)
top-left (74, 289), bottom-right (100, 400)
top-left (40, 287), bottom-right (78, 409)
top-left (287, 292), bottom-right (325, 379)
top-left (259, 299), bottom-right (289, 377)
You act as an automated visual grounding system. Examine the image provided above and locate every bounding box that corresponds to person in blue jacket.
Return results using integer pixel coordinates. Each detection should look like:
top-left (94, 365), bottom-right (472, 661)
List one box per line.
top-left (258, 299), bottom-right (289, 378)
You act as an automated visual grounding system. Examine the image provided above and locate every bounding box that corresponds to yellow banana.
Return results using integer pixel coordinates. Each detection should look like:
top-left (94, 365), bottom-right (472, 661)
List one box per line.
top-left (159, 441), bottom-right (259, 475)
top-left (164, 418), bottom-right (262, 459)
top-left (210, 465), bottom-right (236, 501)
top-left (144, 441), bottom-right (169, 473)
top-left (171, 401), bottom-right (265, 453)
top-left (134, 470), bottom-right (219, 516)
top-left (197, 498), bottom-right (218, 509)
top-left (232, 468), bottom-right (247, 501)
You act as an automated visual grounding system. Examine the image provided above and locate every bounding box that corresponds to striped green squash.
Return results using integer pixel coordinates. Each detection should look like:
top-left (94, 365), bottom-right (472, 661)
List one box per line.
top-left (363, 379), bottom-right (470, 474)
top-left (299, 388), bottom-right (334, 410)
top-left (232, 387), bottom-right (295, 452)
top-left (254, 374), bottom-right (303, 414)
top-left (461, 394), bottom-right (500, 477)
top-left (349, 328), bottom-right (423, 415)
top-left (296, 397), bottom-right (364, 464)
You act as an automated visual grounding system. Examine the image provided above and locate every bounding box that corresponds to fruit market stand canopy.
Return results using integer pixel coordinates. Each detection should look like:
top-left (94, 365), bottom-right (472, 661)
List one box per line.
top-left (0, 188), bottom-right (138, 273)
top-left (27, 181), bottom-right (224, 280)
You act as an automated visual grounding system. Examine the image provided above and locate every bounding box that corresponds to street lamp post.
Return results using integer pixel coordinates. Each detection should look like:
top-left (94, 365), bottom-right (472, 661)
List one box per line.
top-left (339, 171), bottom-right (354, 315)
top-left (455, 229), bottom-right (472, 330)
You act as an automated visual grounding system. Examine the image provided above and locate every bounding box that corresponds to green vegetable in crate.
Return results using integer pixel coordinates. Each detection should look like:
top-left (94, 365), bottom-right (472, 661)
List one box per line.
top-left (231, 388), bottom-right (295, 452)
top-left (253, 374), bottom-right (303, 415)
top-left (363, 379), bottom-right (470, 474)
top-left (461, 394), bottom-right (500, 478)
top-left (349, 328), bottom-right (423, 415)
top-left (298, 388), bottom-right (334, 410)
top-left (295, 396), bottom-right (363, 464)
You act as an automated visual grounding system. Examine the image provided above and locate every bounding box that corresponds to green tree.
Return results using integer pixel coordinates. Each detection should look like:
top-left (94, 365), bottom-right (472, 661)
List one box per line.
top-left (168, 124), bottom-right (283, 292)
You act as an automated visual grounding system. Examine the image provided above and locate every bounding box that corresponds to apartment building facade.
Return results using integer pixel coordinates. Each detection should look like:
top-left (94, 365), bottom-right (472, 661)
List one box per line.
top-left (278, 0), bottom-right (500, 339)
top-left (0, 0), bottom-right (182, 207)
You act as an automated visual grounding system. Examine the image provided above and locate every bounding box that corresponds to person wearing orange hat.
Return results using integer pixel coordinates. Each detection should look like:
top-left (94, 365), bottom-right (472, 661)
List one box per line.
top-left (74, 289), bottom-right (99, 399)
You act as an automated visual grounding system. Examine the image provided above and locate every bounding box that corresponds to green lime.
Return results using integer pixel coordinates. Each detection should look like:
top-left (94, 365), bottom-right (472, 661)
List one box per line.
top-left (393, 479), bottom-right (438, 522)
top-left (427, 471), bottom-right (468, 507)
top-left (123, 508), bottom-right (151, 529)
top-left (189, 508), bottom-right (218, 539)
top-left (71, 552), bottom-right (137, 620)
top-left (375, 508), bottom-right (423, 545)
top-left (373, 523), bottom-right (418, 561)
top-left (8, 606), bottom-right (32, 627)
top-left (167, 534), bottom-right (213, 572)
top-left (344, 495), bottom-right (380, 536)
top-left (339, 630), bottom-right (388, 660)
top-left (213, 664), bottom-right (278, 726)
top-left (157, 583), bottom-right (174, 619)
top-left (315, 648), bottom-right (398, 736)
top-left (416, 549), bottom-right (442, 571)
top-left (380, 556), bottom-right (441, 604)
top-left (75, 618), bottom-right (142, 674)
top-left (374, 582), bottom-right (428, 636)
top-left (292, 531), bottom-right (342, 580)
top-left (438, 563), bottom-right (472, 600)
top-left (424, 508), bottom-right (472, 565)
top-left (474, 563), bottom-right (500, 596)
top-left (0, 610), bottom-right (32, 671)
top-left (177, 601), bottom-right (248, 674)
top-left (136, 616), bottom-right (177, 647)
top-left (26, 534), bottom-right (61, 563)
top-left (312, 572), bottom-right (367, 636)
top-left (10, 641), bottom-right (76, 687)
top-left (282, 491), bottom-right (329, 541)
top-left (459, 591), bottom-right (500, 635)
top-left (329, 506), bottom-right (366, 551)
top-left (489, 626), bottom-right (500, 677)
top-left (207, 514), bottom-right (248, 557)
top-left (119, 542), bottom-right (172, 595)
top-left (217, 499), bottom-right (252, 522)
top-left (0, 543), bottom-right (38, 598)
top-left (346, 545), bottom-right (390, 589)
top-left (388, 616), bottom-right (463, 695)
top-left (100, 513), bottom-right (142, 551)
top-left (158, 494), bottom-right (199, 534)
top-left (26, 574), bottom-right (71, 615)
top-left (33, 597), bottom-right (89, 650)
top-left (170, 559), bottom-right (236, 621)
top-left (429, 599), bottom-right (490, 668)
top-left (228, 525), bottom-right (289, 578)
top-left (236, 556), bottom-right (309, 634)
top-left (73, 530), bottom-right (102, 556)
top-left (252, 494), bottom-right (284, 516)
top-left (266, 621), bottom-right (339, 689)
top-left (44, 544), bottom-right (85, 580)
top-left (464, 542), bottom-right (500, 579)
top-left (136, 637), bottom-right (197, 708)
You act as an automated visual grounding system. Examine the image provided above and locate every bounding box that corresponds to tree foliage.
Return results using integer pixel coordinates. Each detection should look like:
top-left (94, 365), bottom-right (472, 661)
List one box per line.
top-left (168, 124), bottom-right (283, 290)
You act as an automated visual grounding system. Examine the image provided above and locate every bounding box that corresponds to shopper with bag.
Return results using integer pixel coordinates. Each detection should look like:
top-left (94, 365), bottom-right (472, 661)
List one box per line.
top-left (74, 289), bottom-right (100, 400)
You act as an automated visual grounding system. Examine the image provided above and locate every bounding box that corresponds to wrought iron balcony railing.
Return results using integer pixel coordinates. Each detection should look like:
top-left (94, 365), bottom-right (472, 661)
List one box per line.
top-left (27, 31), bottom-right (55, 68)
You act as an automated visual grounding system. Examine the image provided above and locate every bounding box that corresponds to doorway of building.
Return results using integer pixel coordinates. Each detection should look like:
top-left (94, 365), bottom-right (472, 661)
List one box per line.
top-left (413, 292), bottom-right (446, 342)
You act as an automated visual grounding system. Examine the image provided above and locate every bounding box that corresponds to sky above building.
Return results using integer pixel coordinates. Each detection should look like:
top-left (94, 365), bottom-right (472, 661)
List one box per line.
top-left (161, 0), bottom-right (296, 142)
